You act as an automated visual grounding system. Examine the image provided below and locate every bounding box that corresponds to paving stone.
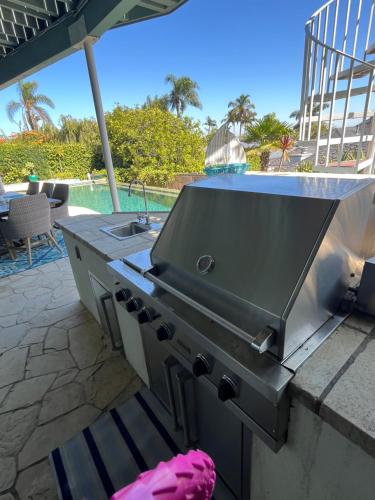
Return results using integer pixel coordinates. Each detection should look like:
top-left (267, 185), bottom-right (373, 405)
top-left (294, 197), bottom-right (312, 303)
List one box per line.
top-left (26, 351), bottom-right (75, 378)
top-left (51, 368), bottom-right (78, 389)
top-left (29, 302), bottom-right (83, 328)
top-left (291, 324), bottom-right (365, 407)
top-left (320, 338), bottom-right (375, 458)
top-left (107, 375), bottom-right (143, 410)
top-left (0, 374), bottom-right (55, 413)
top-left (0, 457), bottom-right (16, 492)
top-left (0, 315), bottom-right (18, 328)
top-left (75, 363), bottom-right (102, 384)
top-left (0, 405), bottom-right (39, 457)
top-left (344, 313), bottom-right (375, 334)
top-left (18, 405), bottom-right (100, 469)
top-left (0, 295), bottom-right (26, 316)
top-left (0, 324), bottom-right (28, 350)
top-left (16, 294), bottom-right (51, 324)
top-left (69, 320), bottom-right (103, 369)
top-left (54, 310), bottom-right (91, 330)
top-left (16, 459), bottom-right (58, 500)
top-left (0, 348), bottom-right (28, 388)
top-left (44, 327), bottom-right (68, 351)
top-left (39, 383), bottom-right (85, 424)
top-left (29, 343), bottom-right (43, 357)
top-left (20, 327), bottom-right (48, 346)
top-left (83, 356), bottom-right (136, 409)
top-left (0, 493), bottom-right (15, 500)
top-left (0, 387), bottom-right (9, 406)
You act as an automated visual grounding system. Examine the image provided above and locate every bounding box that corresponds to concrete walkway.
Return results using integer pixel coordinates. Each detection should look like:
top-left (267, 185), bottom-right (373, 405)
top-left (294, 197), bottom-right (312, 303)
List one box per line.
top-left (0, 258), bottom-right (142, 499)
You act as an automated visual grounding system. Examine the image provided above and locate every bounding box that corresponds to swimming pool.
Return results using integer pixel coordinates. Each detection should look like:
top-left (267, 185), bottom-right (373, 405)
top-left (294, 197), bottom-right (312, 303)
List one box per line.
top-left (69, 184), bottom-right (177, 214)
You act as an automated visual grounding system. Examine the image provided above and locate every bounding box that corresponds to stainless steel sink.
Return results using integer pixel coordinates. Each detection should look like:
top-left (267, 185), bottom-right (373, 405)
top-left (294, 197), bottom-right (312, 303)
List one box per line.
top-left (100, 221), bottom-right (151, 240)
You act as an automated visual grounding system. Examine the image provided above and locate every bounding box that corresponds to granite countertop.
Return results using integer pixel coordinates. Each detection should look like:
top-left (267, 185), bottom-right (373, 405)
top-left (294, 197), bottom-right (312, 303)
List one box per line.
top-left (57, 213), bottom-right (375, 459)
top-left (56, 212), bottom-right (169, 261)
top-left (290, 312), bottom-right (375, 459)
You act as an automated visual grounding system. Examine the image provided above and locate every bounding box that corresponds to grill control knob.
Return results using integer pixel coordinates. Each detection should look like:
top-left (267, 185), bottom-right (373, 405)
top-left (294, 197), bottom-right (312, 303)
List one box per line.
top-left (126, 297), bottom-right (142, 313)
top-left (115, 288), bottom-right (131, 302)
top-left (137, 307), bottom-right (155, 324)
top-left (218, 375), bottom-right (237, 402)
top-left (193, 354), bottom-right (211, 377)
top-left (156, 323), bottom-right (173, 341)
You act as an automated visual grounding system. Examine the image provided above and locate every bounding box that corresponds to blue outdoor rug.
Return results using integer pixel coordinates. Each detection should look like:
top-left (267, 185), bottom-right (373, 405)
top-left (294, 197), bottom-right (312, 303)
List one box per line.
top-left (0, 230), bottom-right (67, 278)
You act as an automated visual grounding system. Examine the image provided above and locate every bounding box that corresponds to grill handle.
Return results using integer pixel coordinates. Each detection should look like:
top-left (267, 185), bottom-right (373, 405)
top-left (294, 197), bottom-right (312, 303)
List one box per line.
top-left (146, 272), bottom-right (276, 353)
top-left (176, 370), bottom-right (197, 447)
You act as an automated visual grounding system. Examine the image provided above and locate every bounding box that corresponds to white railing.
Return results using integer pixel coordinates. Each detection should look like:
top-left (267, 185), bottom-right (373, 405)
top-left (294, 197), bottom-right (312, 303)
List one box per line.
top-left (299, 0), bottom-right (375, 172)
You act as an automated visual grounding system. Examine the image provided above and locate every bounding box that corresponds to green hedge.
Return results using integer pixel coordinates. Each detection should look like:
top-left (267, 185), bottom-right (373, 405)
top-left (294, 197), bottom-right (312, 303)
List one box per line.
top-left (0, 142), bottom-right (100, 183)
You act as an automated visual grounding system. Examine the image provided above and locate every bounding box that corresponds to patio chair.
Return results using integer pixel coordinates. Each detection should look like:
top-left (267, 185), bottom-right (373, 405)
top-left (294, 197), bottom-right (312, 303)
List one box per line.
top-left (0, 177), bottom-right (5, 195)
top-left (40, 182), bottom-right (54, 198)
top-left (51, 183), bottom-right (69, 224)
top-left (0, 193), bottom-right (61, 265)
top-left (26, 181), bottom-right (39, 195)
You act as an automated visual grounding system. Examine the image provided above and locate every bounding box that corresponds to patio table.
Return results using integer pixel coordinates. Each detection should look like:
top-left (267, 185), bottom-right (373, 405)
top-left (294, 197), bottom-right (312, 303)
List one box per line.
top-left (0, 192), bottom-right (61, 217)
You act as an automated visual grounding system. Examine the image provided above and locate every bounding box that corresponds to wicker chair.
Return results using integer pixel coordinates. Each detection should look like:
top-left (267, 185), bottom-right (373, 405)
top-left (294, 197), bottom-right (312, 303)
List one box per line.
top-left (0, 193), bottom-right (61, 265)
top-left (0, 177), bottom-right (5, 195)
top-left (51, 183), bottom-right (69, 224)
top-left (26, 181), bottom-right (39, 195)
top-left (40, 182), bottom-right (54, 198)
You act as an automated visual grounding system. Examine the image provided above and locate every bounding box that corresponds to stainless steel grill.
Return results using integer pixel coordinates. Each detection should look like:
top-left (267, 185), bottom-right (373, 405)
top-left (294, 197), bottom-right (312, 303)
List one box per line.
top-left (108, 174), bottom-right (375, 497)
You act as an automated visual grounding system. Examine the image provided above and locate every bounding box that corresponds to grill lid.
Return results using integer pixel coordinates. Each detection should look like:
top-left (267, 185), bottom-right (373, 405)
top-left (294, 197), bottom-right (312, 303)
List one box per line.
top-left (149, 175), bottom-right (375, 355)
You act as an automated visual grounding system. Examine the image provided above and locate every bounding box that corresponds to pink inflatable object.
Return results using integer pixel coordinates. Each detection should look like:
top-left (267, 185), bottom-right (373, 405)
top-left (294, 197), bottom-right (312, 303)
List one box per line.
top-left (111, 450), bottom-right (216, 500)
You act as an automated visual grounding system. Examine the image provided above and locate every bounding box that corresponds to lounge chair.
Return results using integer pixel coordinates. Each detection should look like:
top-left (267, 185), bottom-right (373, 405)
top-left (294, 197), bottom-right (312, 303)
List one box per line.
top-left (51, 183), bottom-right (69, 224)
top-left (0, 193), bottom-right (60, 265)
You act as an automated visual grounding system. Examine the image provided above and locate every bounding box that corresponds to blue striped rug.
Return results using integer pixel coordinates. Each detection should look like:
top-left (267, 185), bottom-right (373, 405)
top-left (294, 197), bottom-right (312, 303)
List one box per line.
top-left (50, 389), bottom-right (235, 500)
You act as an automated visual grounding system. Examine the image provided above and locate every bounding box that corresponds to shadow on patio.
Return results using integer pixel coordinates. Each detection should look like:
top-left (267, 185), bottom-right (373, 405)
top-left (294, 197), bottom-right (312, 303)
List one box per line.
top-left (0, 257), bottom-right (142, 498)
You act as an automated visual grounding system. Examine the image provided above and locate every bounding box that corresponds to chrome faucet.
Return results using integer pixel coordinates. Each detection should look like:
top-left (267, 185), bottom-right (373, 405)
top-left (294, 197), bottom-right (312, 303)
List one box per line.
top-left (128, 179), bottom-right (150, 225)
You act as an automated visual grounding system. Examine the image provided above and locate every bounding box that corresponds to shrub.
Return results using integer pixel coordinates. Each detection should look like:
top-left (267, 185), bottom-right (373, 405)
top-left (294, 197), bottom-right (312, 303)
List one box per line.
top-left (246, 150), bottom-right (261, 171)
top-left (106, 106), bottom-right (206, 186)
top-left (296, 160), bottom-right (313, 172)
top-left (0, 142), bottom-right (100, 183)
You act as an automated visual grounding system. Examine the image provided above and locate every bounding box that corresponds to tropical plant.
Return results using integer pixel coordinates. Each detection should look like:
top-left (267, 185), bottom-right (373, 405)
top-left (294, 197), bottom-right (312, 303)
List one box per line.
top-left (142, 94), bottom-right (169, 112)
top-left (245, 113), bottom-right (294, 147)
top-left (204, 116), bottom-right (217, 134)
top-left (278, 135), bottom-right (295, 170)
top-left (164, 74), bottom-right (202, 117)
top-left (295, 160), bottom-right (313, 172)
top-left (226, 94), bottom-right (256, 138)
top-left (53, 115), bottom-right (100, 146)
top-left (6, 80), bottom-right (55, 131)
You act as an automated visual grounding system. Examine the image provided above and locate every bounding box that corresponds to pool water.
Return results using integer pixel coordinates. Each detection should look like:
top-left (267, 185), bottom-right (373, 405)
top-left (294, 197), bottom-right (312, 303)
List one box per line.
top-left (69, 184), bottom-right (177, 214)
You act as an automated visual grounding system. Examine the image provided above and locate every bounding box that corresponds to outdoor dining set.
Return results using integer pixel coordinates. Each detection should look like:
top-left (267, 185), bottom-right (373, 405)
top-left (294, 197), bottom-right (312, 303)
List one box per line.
top-left (0, 179), bottom-right (69, 265)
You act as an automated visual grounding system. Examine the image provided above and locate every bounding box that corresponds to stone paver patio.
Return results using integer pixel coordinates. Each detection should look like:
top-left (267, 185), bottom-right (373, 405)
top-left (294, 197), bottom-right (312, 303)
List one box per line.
top-left (0, 258), bottom-right (142, 499)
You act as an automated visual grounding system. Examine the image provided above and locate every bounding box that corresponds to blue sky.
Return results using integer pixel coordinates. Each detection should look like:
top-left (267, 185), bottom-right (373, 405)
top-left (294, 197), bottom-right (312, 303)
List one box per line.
top-left (0, 0), bottom-right (324, 134)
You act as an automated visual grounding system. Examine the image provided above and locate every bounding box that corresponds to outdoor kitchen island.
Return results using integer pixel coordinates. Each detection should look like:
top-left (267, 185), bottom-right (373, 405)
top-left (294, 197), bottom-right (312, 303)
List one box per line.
top-left (58, 176), bottom-right (375, 500)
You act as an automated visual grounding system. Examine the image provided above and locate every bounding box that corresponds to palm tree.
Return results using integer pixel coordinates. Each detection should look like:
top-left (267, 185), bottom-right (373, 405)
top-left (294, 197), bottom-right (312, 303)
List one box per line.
top-left (6, 80), bottom-right (54, 131)
top-left (165, 74), bottom-right (202, 118)
top-left (204, 116), bottom-right (217, 134)
top-left (245, 113), bottom-right (294, 147)
top-left (227, 94), bottom-right (256, 138)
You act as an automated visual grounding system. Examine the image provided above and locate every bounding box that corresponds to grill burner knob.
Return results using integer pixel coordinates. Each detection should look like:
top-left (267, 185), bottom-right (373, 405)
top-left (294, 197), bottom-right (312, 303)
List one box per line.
top-left (156, 323), bottom-right (173, 341)
top-left (137, 307), bottom-right (155, 324)
top-left (218, 375), bottom-right (237, 402)
top-left (192, 354), bottom-right (211, 377)
top-left (126, 297), bottom-right (142, 313)
top-left (115, 288), bottom-right (131, 302)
